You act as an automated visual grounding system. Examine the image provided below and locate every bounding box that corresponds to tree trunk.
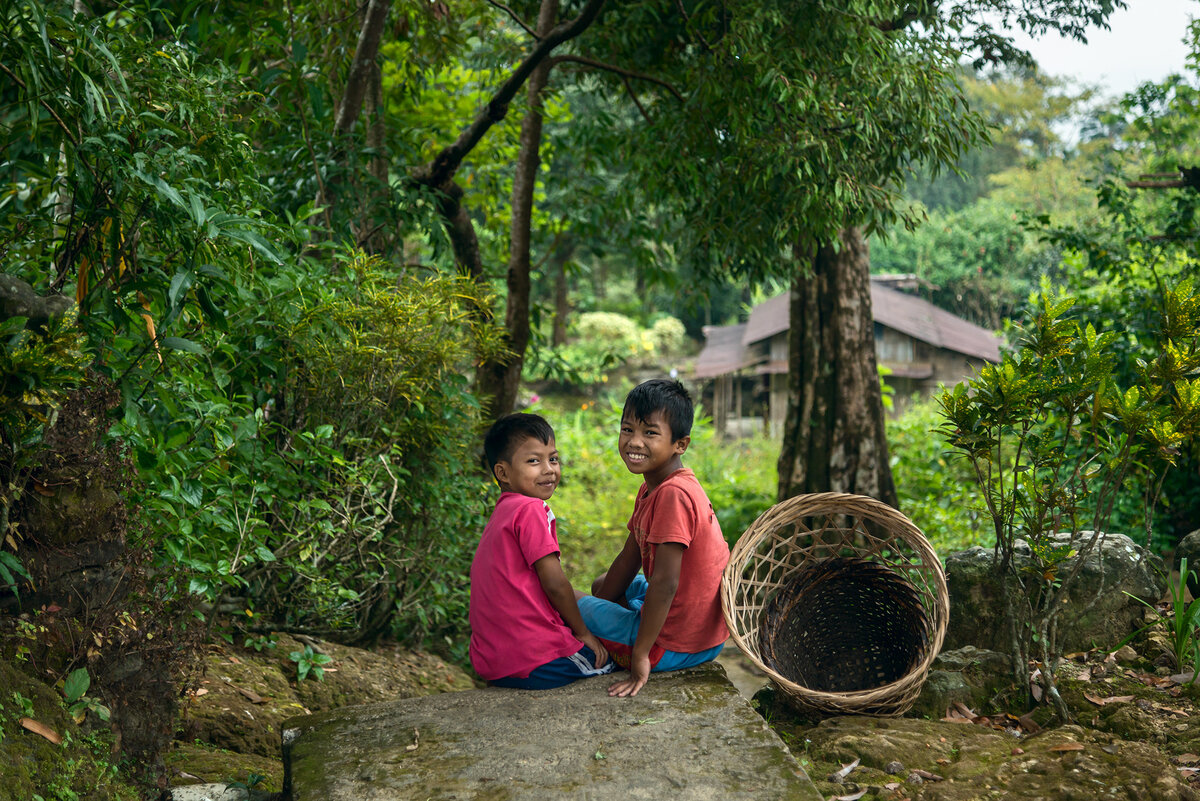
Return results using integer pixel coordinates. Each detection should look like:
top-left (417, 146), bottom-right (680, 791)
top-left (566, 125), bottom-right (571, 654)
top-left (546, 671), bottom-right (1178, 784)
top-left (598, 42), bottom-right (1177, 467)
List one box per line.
top-left (477, 0), bottom-right (560, 419)
top-left (334, 0), bottom-right (393, 136)
top-left (777, 227), bottom-right (898, 507)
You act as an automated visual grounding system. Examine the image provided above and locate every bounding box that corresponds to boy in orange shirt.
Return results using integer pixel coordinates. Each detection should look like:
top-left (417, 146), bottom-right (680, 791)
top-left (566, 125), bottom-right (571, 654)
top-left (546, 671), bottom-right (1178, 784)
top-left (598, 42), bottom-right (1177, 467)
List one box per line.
top-left (576, 379), bottom-right (730, 697)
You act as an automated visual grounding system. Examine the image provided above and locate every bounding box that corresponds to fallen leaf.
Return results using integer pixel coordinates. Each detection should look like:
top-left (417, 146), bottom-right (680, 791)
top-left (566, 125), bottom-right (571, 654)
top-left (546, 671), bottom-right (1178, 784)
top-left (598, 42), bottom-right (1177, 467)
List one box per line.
top-left (1049, 743), bottom-right (1086, 752)
top-left (829, 757), bottom-right (860, 783)
top-left (936, 758), bottom-right (950, 765)
top-left (1076, 667), bottom-right (1092, 682)
top-left (1011, 747), bottom-right (1024, 755)
top-left (32, 481), bottom-right (55, 497)
top-left (1176, 754), bottom-right (1200, 765)
top-left (227, 655), bottom-right (242, 665)
top-left (1156, 705), bottom-right (1190, 718)
top-left (1017, 713), bottom-right (1041, 734)
top-left (953, 700), bottom-right (977, 719)
top-left (1182, 768), bottom-right (1198, 779)
top-left (1101, 744), bottom-right (1120, 755)
top-left (884, 783), bottom-right (901, 791)
top-left (406, 728), bottom-right (420, 752)
top-left (910, 769), bottom-right (944, 781)
top-left (1085, 694), bottom-right (1134, 706)
top-left (189, 688), bottom-right (209, 697)
top-left (834, 791), bottom-right (867, 801)
top-left (19, 718), bottom-right (62, 745)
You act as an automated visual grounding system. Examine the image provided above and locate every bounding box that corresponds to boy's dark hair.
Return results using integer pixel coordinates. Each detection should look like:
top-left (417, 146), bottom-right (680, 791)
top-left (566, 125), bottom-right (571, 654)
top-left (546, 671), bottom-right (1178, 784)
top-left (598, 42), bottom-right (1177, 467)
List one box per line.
top-left (623, 379), bottom-right (693, 441)
top-left (483, 413), bottom-right (555, 472)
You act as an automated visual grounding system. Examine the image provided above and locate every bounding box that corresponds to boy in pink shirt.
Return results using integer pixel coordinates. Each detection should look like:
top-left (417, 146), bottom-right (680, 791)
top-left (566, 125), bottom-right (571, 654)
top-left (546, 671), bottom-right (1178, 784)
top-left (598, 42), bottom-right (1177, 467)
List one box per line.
top-left (469, 413), bottom-right (613, 689)
top-left (576, 379), bottom-right (730, 697)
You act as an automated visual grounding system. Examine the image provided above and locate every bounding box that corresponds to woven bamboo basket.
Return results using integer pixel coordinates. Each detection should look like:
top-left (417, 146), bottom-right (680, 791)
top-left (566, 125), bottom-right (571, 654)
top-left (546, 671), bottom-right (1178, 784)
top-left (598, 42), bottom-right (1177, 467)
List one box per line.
top-left (721, 492), bottom-right (948, 716)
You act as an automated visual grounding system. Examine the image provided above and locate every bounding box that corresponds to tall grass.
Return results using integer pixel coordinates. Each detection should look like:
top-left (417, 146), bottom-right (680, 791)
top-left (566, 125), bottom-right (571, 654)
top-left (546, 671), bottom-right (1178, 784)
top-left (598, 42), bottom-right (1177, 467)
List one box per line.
top-left (534, 393), bottom-right (988, 591)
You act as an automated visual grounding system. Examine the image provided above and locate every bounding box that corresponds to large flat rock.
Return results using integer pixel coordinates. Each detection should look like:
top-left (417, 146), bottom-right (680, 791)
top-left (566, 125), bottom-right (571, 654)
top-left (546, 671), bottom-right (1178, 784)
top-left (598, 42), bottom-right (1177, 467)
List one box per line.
top-left (281, 662), bottom-right (821, 800)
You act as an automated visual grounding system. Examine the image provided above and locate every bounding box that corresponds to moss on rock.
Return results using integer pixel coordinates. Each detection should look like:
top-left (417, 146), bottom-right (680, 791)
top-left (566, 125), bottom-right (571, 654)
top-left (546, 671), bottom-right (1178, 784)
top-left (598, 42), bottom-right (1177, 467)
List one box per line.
top-left (178, 635), bottom-right (473, 761)
top-left (0, 660), bottom-right (142, 801)
top-left (166, 741), bottom-right (283, 791)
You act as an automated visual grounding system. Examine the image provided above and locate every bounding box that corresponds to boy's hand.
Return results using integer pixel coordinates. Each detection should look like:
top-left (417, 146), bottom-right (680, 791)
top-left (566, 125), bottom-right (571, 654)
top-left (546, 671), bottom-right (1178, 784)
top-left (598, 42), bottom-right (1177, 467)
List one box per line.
top-left (608, 652), bottom-right (650, 697)
top-left (580, 632), bottom-right (609, 669)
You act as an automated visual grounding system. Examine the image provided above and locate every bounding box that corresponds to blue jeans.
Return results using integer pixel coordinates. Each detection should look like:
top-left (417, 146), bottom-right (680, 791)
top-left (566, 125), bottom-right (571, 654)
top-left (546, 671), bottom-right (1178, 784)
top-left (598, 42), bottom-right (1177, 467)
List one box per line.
top-left (576, 574), bottom-right (723, 671)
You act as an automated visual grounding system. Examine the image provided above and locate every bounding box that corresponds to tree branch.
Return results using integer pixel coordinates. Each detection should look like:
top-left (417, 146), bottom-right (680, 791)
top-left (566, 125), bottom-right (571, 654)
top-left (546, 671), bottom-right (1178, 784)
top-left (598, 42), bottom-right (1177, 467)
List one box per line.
top-left (486, 0), bottom-right (540, 39)
top-left (546, 54), bottom-right (685, 102)
top-left (413, 0), bottom-right (607, 189)
top-left (674, 0), bottom-right (716, 51)
top-left (622, 75), bottom-right (653, 124)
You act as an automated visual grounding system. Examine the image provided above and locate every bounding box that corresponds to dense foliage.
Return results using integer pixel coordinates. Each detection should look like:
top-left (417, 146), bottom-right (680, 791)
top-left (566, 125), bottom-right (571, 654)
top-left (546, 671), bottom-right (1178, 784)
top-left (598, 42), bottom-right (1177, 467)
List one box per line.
top-left (0, 1), bottom-right (502, 651)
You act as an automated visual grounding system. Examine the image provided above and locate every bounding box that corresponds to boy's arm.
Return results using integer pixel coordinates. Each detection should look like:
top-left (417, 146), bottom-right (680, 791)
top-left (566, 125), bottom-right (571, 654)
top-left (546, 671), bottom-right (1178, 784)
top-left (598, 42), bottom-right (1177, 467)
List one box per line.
top-left (533, 554), bottom-right (610, 669)
top-left (608, 542), bottom-right (683, 698)
top-left (595, 532), bottom-right (642, 604)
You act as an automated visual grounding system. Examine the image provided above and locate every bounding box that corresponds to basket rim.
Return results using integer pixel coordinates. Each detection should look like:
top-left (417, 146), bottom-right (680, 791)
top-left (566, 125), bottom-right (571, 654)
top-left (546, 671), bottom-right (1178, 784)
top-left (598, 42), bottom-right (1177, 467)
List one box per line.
top-left (720, 491), bottom-right (949, 708)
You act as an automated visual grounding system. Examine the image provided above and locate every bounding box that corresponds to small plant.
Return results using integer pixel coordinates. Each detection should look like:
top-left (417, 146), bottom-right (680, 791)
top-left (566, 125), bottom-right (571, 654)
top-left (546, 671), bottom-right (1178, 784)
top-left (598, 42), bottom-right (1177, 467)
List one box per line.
top-left (13, 690), bottom-right (35, 718)
top-left (1123, 558), bottom-right (1200, 683)
top-left (243, 633), bottom-right (277, 652)
top-left (289, 645), bottom-right (332, 682)
top-left (228, 772), bottom-right (267, 792)
top-left (62, 668), bottom-right (111, 723)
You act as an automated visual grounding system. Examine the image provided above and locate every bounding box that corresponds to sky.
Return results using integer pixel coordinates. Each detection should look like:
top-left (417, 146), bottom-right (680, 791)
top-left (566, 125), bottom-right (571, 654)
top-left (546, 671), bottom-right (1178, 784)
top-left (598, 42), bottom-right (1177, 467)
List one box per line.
top-left (1011, 0), bottom-right (1196, 99)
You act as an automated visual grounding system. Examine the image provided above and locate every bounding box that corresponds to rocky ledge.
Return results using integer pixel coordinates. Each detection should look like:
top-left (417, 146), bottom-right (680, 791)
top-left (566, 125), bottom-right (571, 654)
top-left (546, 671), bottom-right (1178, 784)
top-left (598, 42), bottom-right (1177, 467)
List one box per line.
top-left (280, 662), bottom-right (822, 801)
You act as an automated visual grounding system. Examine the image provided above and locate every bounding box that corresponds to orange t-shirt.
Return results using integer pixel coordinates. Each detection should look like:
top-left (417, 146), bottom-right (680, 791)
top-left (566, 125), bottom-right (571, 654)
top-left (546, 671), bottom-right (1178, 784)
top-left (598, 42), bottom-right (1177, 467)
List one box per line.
top-left (628, 468), bottom-right (730, 652)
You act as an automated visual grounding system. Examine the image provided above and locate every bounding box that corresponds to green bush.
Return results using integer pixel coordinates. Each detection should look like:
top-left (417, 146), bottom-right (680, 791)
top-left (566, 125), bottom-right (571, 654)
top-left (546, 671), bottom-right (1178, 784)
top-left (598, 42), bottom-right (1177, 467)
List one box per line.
top-left (648, 317), bottom-right (688, 357)
top-left (122, 255), bottom-right (503, 645)
top-left (887, 397), bottom-right (990, 555)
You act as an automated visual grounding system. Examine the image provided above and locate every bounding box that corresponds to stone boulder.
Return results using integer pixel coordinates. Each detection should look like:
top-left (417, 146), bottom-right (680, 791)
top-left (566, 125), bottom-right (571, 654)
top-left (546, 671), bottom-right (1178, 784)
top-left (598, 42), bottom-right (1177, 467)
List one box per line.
top-left (911, 647), bottom-right (1021, 719)
top-left (1176, 528), bottom-right (1200, 597)
top-left (281, 662), bottom-right (823, 801)
top-left (945, 532), bottom-right (1165, 653)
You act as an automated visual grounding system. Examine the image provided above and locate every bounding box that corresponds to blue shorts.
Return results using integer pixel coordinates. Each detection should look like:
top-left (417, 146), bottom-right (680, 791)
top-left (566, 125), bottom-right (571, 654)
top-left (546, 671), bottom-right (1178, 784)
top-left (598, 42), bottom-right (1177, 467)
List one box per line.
top-left (577, 574), bottom-right (723, 672)
top-left (488, 645), bottom-right (614, 690)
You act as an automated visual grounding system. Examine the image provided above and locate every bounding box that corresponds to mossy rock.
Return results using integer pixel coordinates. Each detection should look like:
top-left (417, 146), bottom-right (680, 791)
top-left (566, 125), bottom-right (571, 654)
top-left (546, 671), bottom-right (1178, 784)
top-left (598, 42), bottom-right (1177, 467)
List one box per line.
top-left (167, 741), bottom-right (283, 792)
top-left (766, 713), bottom-right (1196, 800)
top-left (0, 660), bottom-right (142, 801)
top-left (178, 635), bottom-right (474, 761)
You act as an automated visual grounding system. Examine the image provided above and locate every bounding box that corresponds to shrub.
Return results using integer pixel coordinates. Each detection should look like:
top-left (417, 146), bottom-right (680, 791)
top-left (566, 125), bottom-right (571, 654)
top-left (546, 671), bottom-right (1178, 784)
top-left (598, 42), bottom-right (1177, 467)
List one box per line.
top-left (938, 282), bottom-right (1200, 720)
top-left (648, 317), bottom-right (688, 357)
top-left (124, 255), bottom-right (504, 646)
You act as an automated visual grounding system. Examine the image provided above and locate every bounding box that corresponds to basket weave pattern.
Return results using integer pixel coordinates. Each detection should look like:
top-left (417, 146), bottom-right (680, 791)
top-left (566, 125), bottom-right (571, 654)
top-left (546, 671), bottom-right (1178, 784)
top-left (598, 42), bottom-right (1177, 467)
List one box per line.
top-left (721, 492), bottom-right (949, 716)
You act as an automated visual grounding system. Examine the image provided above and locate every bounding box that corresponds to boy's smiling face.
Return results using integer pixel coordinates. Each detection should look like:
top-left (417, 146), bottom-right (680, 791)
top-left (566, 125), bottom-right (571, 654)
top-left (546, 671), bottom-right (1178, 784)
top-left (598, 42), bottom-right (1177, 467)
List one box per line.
top-left (494, 435), bottom-right (560, 500)
top-left (619, 410), bottom-right (689, 488)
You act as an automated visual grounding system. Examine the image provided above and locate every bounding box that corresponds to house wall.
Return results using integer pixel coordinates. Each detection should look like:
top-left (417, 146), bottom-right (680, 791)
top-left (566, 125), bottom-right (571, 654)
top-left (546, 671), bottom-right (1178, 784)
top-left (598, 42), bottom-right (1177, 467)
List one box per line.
top-left (711, 328), bottom-right (992, 434)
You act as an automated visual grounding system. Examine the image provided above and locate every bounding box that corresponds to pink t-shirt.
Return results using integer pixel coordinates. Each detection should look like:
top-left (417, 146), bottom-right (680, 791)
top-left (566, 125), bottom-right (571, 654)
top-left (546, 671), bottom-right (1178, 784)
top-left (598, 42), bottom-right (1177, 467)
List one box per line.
top-left (469, 492), bottom-right (582, 680)
top-left (628, 468), bottom-right (730, 653)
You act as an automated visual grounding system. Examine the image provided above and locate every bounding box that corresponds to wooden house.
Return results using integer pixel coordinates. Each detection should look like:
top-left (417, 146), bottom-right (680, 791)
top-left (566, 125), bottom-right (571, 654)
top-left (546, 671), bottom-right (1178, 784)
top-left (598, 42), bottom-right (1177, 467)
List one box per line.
top-left (695, 277), bottom-right (1002, 436)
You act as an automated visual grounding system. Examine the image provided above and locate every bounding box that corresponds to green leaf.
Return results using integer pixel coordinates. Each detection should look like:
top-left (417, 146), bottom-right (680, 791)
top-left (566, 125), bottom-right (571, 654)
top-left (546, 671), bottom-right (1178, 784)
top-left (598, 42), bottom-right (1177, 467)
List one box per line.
top-left (168, 269), bottom-right (194, 310)
top-left (63, 668), bottom-right (90, 703)
top-left (162, 336), bottom-right (205, 354)
top-left (254, 545), bottom-right (276, 562)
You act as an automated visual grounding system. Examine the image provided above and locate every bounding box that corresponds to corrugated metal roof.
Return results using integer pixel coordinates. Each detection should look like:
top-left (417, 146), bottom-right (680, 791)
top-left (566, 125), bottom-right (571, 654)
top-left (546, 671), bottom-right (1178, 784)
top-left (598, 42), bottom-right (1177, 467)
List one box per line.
top-left (734, 280), bottom-right (1001, 364)
top-left (694, 323), bottom-right (756, 378)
